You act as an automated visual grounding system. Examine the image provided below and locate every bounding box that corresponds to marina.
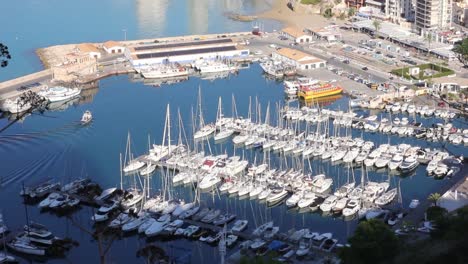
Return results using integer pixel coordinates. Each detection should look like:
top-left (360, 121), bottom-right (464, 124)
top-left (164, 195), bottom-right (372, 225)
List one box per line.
top-left (1, 0), bottom-right (467, 263)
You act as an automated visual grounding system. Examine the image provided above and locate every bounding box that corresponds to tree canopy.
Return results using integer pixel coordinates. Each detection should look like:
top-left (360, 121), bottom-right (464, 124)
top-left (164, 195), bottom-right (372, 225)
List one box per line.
top-left (339, 219), bottom-right (399, 264)
top-left (0, 43), bottom-right (11, 67)
top-left (453, 37), bottom-right (468, 67)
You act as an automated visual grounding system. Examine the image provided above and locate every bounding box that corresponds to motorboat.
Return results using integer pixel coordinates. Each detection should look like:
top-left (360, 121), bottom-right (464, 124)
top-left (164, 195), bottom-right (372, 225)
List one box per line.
top-left (375, 188), bottom-right (397, 206)
top-left (312, 233), bottom-right (333, 248)
top-left (409, 199), bottom-right (420, 209)
top-left (61, 178), bottom-right (90, 193)
top-left (231, 220), bottom-right (248, 232)
top-left (183, 225), bottom-right (200, 237)
top-left (172, 202), bottom-right (195, 217)
top-left (311, 174), bottom-right (333, 194)
top-left (192, 208), bottom-right (210, 221)
top-left (198, 174), bottom-right (221, 190)
top-left (109, 213), bottom-right (132, 229)
top-left (94, 187), bottom-right (117, 202)
top-left (266, 188), bottom-right (288, 205)
top-left (213, 213), bottom-right (236, 226)
top-left (38, 86), bottom-right (81, 102)
top-left (201, 209), bottom-right (221, 223)
top-left (258, 188), bottom-right (272, 200)
top-left (23, 223), bottom-right (57, 245)
top-left (285, 191), bottom-right (303, 208)
top-left (252, 221), bottom-right (273, 236)
top-left (38, 192), bottom-right (61, 209)
top-left (145, 214), bottom-right (171, 237)
top-left (319, 195), bottom-right (338, 213)
top-left (49, 194), bottom-right (70, 209)
top-left (309, 196), bottom-right (325, 212)
top-left (138, 218), bottom-right (156, 234)
top-left (365, 207), bottom-right (388, 220)
top-left (263, 226), bottom-right (279, 239)
top-left (399, 156), bottom-right (419, 173)
top-left (225, 234), bottom-right (238, 247)
top-left (297, 192), bottom-right (316, 209)
top-left (179, 205), bottom-right (200, 219)
top-left (7, 235), bottom-right (45, 256)
top-left (249, 239), bottom-right (266, 250)
top-left (295, 239), bottom-right (311, 257)
top-left (334, 183), bottom-right (354, 198)
top-left (332, 197), bottom-right (348, 214)
top-left (388, 154), bottom-right (404, 170)
top-left (81, 110), bottom-right (92, 124)
top-left (342, 199), bottom-right (361, 217)
top-left (162, 220), bottom-right (184, 235)
top-left (122, 214), bottom-right (149, 232)
top-left (321, 238), bottom-right (338, 252)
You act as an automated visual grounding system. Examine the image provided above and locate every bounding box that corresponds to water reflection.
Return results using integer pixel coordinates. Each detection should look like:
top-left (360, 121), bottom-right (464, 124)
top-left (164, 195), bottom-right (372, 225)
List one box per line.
top-left (135, 0), bottom-right (170, 37)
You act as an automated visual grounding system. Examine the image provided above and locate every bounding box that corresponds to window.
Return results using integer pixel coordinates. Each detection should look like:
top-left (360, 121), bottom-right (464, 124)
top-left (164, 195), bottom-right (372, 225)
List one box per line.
top-left (305, 65), bottom-right (309, 69)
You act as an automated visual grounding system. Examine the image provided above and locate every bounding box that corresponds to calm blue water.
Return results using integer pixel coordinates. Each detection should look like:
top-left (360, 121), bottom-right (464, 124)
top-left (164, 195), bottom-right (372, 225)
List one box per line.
top-left (1, 1), bottom-right (467, 263)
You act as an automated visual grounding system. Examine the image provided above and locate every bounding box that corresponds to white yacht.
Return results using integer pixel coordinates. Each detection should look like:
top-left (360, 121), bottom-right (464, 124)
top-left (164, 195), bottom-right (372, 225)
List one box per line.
top-left (342, 199), bottom-right (361, 217)
top-left (399, 156), bottom-right (419, 173)
top-left (297, 192), bottom-right (316, 209)
top-left (388, 154), bottom-right (404, 170)
top-left (198, 62), bottom-right (236, 74)
top-left (311, 174), bottom-right (333, 194)
top-left (319, 195), bottom-right (338, 213)
top-left (198, 174), bottom-right (221, 190)
top-left (266, 188), bottom-right (288, 205)
top-left (0, 97), bottom-right (31, 113)
top-left (38, 86), bottom-right (80, 102)
top-left (123, 160), bottom-right (145, 173)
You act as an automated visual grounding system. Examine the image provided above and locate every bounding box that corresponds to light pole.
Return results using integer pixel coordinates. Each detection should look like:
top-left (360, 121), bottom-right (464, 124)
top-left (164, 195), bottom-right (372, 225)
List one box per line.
top-left (122, 29), bottom-right (127, 41)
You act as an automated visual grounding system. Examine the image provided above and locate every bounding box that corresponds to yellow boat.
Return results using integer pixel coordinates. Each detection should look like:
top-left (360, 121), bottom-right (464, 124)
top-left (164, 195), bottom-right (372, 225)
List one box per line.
top-left (297, 83), bottom-right (343, 100)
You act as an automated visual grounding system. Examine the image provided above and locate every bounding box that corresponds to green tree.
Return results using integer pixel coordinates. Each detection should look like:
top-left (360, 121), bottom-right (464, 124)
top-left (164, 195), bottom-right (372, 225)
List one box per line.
top-left (453, 37), bottom-right (468, 67)
top-left (339, 219), bottom-right (399, 264)
top-left (323, 8), bottom-right (333, 19)
top-left (0, 43), bottom-right (11, 67)
top-left (348, 7), bottom-right (356, 17)
top-left (372, 20), bottom-right (381, 38)
top-left (428, 192), bottom-right (441, 206)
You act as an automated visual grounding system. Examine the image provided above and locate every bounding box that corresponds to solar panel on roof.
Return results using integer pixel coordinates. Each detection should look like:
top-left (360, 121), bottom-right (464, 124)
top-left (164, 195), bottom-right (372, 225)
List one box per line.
top-left (134, 38), bottom-right (233, 51)
top-left (135, 46), bottom-right (238, 59)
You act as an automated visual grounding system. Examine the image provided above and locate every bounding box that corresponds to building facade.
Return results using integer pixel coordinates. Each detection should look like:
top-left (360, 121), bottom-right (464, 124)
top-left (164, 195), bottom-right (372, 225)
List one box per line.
top-left (103, 41), bottom-right (126, 54)
top-left (346, 0), bottom-right (366, 9)
top-left (272, 48), bottom-right (326, 70)
top-left (415, 0), bottom-right (452, 32)
top-left (281, 27), bottom-right (312, 43)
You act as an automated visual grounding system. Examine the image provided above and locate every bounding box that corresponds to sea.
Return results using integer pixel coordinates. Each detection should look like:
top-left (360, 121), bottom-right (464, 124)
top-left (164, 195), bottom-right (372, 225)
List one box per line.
top-left (0, 0), bottom-right (467, 263)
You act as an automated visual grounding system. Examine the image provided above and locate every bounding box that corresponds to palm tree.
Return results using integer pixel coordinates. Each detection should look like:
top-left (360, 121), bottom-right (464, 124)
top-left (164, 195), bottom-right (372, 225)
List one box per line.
top-left (424, 32), bottom-right (434, 56)
top-left (428, 192), bottom-right (441, 206)
top-left (372, 20), bottom-right (381, 39)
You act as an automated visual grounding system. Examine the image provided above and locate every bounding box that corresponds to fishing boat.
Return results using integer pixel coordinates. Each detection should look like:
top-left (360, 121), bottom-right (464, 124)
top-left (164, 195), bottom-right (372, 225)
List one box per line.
top-left (80, 110), bottom-right (92, 124)
top-left (297, 82), bottom-right (343, 100)
top-left (38, 86), bottom-right (81, 102)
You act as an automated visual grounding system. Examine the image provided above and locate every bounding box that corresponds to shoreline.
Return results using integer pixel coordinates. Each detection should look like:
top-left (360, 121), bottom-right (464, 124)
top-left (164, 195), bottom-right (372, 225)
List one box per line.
top-left (257, 0), bottom-right (343, 29)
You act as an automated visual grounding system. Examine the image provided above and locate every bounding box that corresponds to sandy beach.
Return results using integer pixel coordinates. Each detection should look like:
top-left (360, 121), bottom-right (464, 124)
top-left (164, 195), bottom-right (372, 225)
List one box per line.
top-left (258, 0), bottom-right (340, 29)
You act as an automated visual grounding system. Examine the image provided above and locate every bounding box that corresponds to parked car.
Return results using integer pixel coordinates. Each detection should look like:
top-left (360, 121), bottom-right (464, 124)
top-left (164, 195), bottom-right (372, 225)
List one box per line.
top-left (362, 66), bottom-right (368, 71)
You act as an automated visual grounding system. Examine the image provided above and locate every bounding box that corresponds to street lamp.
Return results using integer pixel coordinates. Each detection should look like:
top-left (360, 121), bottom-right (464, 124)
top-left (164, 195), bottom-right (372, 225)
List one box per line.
top-left (122, 29), bottom-right (127, 41)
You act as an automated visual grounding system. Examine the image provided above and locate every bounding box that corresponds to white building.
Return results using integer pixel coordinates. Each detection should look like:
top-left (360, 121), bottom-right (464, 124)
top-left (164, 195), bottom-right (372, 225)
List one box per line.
top-left (415, 0), bottom-right (452, 32)
top-left (281, 27), bottom-right (312, 43)
top-left (77, 43), bottom-right (101, 59)
top-left (272, 48), bottom-right (326, 70)
top-left (126, 38), bottom-right (249, 67)
top-left (103, 41), bottom-right (126, 54)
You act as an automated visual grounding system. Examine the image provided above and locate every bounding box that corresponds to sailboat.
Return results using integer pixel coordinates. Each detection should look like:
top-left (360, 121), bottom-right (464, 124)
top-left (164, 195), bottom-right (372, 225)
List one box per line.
top-left (193, 87), bottom-right (215, 140)
top-left (214, 97), bottom-right (234, 141)
top-left (122, 132), bottom-right (145, 173)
